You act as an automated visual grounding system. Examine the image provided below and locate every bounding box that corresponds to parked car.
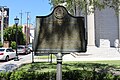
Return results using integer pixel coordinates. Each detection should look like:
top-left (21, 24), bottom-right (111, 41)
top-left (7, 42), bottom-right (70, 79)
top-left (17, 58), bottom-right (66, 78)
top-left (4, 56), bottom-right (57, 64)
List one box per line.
top-left (28, 44), bottom-right (33, 51)
top-left (0, 48), bottom-right (16, 61)
top-left (0, 68), bottom-right (6, 72)
top-left (17, 45), bottom-right (31, 54)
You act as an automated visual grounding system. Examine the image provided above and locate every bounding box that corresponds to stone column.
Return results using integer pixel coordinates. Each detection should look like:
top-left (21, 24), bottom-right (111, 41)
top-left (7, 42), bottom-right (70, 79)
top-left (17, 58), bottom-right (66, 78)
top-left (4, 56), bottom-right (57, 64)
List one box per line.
top-left (87, 12), bottom-right (95, 46)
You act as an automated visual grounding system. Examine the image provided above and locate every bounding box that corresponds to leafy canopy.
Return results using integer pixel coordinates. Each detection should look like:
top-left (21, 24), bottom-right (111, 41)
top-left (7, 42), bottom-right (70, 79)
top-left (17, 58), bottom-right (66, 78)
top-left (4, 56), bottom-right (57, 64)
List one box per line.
top-left (49, 0), bottom-right (120, 15)
top-left (4, 25), bottom-right (26, 45)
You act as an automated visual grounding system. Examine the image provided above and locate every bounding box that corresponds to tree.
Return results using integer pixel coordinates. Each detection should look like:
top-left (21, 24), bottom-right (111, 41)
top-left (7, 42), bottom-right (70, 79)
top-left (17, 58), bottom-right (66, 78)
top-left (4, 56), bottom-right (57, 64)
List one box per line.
top-left (49, 0), bottom-right (120, 16)
top-left (4, 25), bottom-right (26, 45)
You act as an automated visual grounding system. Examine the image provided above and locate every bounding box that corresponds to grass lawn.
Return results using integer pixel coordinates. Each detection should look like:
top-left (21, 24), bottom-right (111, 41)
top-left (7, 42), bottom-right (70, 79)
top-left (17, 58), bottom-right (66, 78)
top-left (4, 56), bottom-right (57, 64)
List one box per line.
top-left (9, 60), bottom-right (120, 80)
top-left (35, 54), bottom-right (56, 59)
top-left (17, 60), bottom-right (120, 72)
top-left (64, 60), bottom-right (120, 66)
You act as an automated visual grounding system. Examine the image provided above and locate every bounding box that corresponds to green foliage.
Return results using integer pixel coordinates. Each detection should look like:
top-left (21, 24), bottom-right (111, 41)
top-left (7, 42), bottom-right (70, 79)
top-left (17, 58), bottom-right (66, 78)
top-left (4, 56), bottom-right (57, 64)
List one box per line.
top-left (0, 42), bottom-right (3, 47)
top-left (11, 41), bottom-right (16, 49)
top-left (1, 62), bottom-right (120, 80)
top-left (0, 72), bottom-right (11, 80)
top-left (49, 0), bottom-right (120, 15)
top-left (4, 25), bottom-right (26, 45)
top-left (10, 70), bottom-right (54, 80)
top-left (35, 54), bottom-right (56, 59)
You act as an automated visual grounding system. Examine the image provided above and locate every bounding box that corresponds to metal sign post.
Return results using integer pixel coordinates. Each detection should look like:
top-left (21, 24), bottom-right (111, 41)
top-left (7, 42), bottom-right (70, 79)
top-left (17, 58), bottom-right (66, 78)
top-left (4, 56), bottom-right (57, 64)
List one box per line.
top-left (56, 53), bottom-right (63, 80)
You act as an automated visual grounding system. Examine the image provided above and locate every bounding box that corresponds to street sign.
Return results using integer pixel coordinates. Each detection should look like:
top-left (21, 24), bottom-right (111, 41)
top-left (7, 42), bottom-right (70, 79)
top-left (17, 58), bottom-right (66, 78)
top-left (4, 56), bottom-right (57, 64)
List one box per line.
top-left (33, 6), bottom-right (87, 54)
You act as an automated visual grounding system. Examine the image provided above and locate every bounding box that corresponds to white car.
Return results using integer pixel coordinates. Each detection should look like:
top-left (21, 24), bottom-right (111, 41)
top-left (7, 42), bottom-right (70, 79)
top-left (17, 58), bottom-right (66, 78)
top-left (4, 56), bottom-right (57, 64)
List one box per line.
top-left (28, 44), bottom-right (33, 51)
top-left (0, 48), bottom-right (16, 61)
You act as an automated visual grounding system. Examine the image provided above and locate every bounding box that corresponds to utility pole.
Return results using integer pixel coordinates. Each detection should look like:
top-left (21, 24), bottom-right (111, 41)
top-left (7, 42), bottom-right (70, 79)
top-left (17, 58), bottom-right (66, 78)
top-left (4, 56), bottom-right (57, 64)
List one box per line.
top-left (0, 6), bottom-right (7, 45)
top-left (19, 10), bottom-right (23, 26)
top-left (25, 12), bottom-right (30, 47)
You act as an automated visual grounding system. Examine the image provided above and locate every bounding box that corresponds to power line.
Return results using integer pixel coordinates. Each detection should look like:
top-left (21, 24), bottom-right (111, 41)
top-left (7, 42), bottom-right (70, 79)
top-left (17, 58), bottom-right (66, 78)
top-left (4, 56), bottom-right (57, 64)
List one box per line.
top-left (25, 12), bottom-right (30, 46)
top-left (19, 10), bottom-right (23, 26)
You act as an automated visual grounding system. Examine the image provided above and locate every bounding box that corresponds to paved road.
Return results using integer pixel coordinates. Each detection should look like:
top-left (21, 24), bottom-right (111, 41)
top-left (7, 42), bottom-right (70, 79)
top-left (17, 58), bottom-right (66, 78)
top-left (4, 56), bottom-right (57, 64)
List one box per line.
top-left (0, 53), bottom-right (32, 72)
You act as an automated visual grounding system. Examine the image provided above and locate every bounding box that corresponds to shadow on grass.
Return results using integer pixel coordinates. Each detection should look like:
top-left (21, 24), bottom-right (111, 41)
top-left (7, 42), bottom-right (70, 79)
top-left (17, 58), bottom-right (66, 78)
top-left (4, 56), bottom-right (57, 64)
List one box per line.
top-left (11, 62), bottom-right (120, 80)
top-left (18, 62), bottom-right (120, 74)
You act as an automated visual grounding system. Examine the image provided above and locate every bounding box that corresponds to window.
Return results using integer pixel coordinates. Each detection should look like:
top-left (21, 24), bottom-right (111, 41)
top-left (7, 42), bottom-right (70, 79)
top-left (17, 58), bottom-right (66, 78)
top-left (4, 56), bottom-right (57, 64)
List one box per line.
top-left (6, 49), bottom-right (11, 52)
top-left (0, 49), bottom-right (5, 52)
top-left (9, 49), bottom-right (14, 52)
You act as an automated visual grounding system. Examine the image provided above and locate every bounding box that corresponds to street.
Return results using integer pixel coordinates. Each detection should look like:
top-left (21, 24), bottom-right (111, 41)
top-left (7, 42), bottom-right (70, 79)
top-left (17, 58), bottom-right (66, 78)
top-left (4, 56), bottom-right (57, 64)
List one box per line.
top-left (0, 53), bottom-right (32, 72)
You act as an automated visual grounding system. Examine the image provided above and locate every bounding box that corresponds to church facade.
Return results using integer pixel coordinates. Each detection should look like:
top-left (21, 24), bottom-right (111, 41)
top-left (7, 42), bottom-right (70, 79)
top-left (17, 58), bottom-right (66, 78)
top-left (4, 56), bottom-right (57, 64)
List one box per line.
top-left (87, 7), bottom-right (119, 48)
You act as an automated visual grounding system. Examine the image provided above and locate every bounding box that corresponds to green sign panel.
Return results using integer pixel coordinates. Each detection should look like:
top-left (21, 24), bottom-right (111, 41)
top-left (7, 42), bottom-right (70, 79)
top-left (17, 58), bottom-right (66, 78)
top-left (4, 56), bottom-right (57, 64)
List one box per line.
top-left (33, 6), bottom-right (87, 54)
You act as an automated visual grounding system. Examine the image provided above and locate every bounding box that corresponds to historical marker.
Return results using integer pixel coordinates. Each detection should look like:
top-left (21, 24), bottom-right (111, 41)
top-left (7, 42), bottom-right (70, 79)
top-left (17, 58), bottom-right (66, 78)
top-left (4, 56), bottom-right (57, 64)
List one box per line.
top-left (33, 6), bottom-right (87, 80)
top-left (33, 6), bottom-right (87, 54)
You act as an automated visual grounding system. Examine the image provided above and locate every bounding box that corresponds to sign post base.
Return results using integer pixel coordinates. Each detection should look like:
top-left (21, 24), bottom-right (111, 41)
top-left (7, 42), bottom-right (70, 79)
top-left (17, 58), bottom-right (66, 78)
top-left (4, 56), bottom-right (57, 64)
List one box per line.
top-left (56, 53), bottom-right (63, 80)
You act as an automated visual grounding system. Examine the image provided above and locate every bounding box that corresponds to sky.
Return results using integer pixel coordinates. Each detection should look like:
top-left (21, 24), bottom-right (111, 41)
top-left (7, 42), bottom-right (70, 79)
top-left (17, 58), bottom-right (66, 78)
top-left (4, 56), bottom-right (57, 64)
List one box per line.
top-left (0, 0), bottom-right (52, 26)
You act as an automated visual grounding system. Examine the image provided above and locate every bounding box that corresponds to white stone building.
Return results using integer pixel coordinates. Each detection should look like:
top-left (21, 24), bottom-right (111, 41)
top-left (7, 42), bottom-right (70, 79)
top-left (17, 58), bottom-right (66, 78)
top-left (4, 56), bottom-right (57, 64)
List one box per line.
top-left (22, 24), bottom-right (34, 44)
top-left (87, 7), bottom-right (119, 48)
top-left (60, 3), bottom-right (119, 48)
top-left (29, 27), bottom-right (34, 43)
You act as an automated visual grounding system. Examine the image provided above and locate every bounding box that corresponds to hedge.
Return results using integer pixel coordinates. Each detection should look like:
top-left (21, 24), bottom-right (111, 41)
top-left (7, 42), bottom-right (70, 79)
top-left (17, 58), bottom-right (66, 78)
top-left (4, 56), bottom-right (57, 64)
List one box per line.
top-left (0, 69), bottom-right (120, 80)
top-left (0, 62), bottom-right (120, 80)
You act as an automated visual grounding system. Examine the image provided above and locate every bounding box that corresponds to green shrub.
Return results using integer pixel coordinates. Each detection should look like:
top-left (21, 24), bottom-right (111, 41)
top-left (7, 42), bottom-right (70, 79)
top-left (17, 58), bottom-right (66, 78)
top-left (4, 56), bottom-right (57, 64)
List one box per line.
top-left (7, 70), bottom-right (120, 80)
top-left (1, 62), bottom-right (120, 80)
top-left (10, 41), bottom-right (16, 49)
top-left (0, 72), bottom-right (11, 80)
top-left (0, 42), bottom-right (3, 47)
top-left (10, 70), bottom-right (56, 80)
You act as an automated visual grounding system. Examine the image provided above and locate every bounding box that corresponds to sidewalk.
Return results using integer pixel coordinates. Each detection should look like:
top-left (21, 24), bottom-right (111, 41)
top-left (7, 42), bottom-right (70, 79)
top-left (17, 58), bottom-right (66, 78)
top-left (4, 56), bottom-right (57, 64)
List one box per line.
top-left (34, 47), bottom-right (120, 62)
top-left (63, 47), bottom-right (120, 61)
top-left (0, 57), bottom-right (32, 72)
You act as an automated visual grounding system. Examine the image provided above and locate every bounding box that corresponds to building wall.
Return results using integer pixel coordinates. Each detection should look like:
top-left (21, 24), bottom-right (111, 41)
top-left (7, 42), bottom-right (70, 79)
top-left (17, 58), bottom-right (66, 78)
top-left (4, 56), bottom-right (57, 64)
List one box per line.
top-left (95, 7), bottom-right (118, 47)
top-left (30, 28), bottom-right (34, 43)
top-left (22, 24), bottom-right (34, 44)
top-left (0, 8), bottom-right (9, 28)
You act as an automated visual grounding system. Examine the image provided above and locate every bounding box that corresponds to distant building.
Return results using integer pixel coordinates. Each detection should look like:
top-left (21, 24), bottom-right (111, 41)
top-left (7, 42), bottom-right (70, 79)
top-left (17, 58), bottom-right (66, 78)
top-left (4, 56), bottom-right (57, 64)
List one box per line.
top-left (58, 3), bottom-right (119, 48)
top-left (0, 7), bottom-right (9, 29)
top-left (22, 23), bottom-right (34, 44)
top-left (87, 7), bottom-right (119, 48)
top-left (30, 27), bottom-right (34, 43)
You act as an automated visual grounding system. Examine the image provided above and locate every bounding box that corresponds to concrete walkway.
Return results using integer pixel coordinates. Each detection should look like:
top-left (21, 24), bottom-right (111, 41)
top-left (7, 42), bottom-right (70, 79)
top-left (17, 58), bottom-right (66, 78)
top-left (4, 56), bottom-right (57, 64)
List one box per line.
top-left (63, 47), bottom-right (120, 61)
top-left (34, 47), bottom-right (120, 62)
